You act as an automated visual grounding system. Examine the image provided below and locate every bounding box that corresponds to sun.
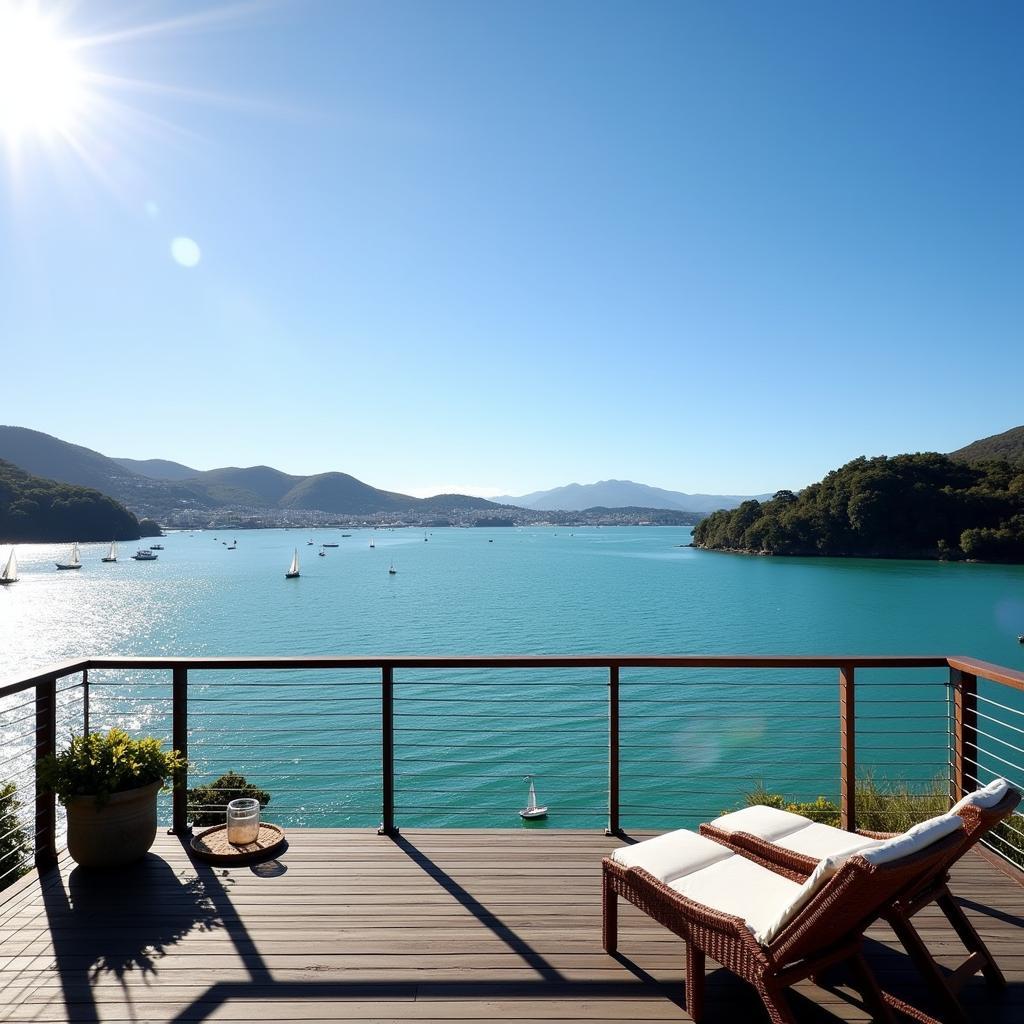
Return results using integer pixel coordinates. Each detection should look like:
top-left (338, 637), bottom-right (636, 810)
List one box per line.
top-left (0, 4), bottom-right (87, 142)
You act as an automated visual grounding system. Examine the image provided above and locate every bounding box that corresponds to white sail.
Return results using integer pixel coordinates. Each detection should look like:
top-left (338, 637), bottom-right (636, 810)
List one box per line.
top-left (526, 779), bottom-right (538, 812)
top-left (71, 542), bottom-right (80, 564)
top-left (288, 549), bottom-right (299, 575)
top-left (108, 541), bottom-right (117, 559)
top-left (1, 549), bottom-right (16, 581)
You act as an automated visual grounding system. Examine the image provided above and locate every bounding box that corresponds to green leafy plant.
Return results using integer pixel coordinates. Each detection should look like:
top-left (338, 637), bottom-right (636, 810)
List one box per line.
top-left (0, 782), bottom-right (31, 891)
top-left (39, 729), bottom-right (185, 808)
top-left (186, 771), bottom-right (271, 826)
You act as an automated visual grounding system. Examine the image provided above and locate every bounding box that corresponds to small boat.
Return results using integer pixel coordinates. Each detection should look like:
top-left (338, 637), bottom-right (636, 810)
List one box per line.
top-left (286, 549), bottom-right (300, 578)
top-left (150, 543), bottom-right (164, 550)
top-left (132, 549), bottom-right (158, 561)
top-left (323, 542), bottom-right (339, 548)
top-left (226, 543), bottom-right (237, 550)
top-left (1018, 634), bottom-right (1024, 645)
top-left (369, 539), bottom-right (375, 548)
top-left (101, 541), bottom-right (118, 563)
top-left (307, 540), bottom-right (314, 545)
top-left (519, 775), bottom-right (548, 820)
top-left (56, 543), bottom-right (82, 570)
top-left (318, 549), bottom-right (326, 557)
top-left (388, 562), bottom-right (397, 575)
top-left (0, 548), bottom-right (17, 585)
top-left (424, 532), bottom-right (428, 542)
top-left (341, 534), bottom-right (352, 538)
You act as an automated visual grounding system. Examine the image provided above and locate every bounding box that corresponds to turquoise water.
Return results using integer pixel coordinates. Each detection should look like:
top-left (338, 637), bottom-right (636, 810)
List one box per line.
top-left (2, 527), bottom-right (1023, 829)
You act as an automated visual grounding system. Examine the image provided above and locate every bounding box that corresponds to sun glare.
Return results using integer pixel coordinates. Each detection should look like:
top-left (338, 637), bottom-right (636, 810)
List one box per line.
top-left (0, 5), bottom-right (86, 142)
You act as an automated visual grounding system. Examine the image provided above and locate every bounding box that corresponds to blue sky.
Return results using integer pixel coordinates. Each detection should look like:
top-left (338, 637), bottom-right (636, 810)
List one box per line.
top-left (1, 0), bottom-right (1021, 497)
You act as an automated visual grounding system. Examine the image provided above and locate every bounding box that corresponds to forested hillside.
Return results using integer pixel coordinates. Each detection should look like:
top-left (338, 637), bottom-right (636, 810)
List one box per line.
top-left (692, 454), bottom-right (1024, 562)
top-left (0, 460), bottom-right (142, 542)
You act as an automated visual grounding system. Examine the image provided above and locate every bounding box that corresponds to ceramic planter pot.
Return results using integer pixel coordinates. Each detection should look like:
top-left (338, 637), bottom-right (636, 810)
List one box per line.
top-left (65, 780), bottom-right (162, 867)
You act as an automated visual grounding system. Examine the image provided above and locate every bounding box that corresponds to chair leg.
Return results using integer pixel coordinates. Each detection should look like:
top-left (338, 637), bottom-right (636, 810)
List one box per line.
top-left (846, 952), bottom-right (899, 1024)
top-left (885, 909), bottom-right (970, 1024)
top-left (754, 979), bottom-right (798, 1024)
top-left (602, 871), bottom-right (617, 954)
top-left (936, 889), bottom-right (1007, 988)
top-left (685, 943), bottom-right (704, 1022)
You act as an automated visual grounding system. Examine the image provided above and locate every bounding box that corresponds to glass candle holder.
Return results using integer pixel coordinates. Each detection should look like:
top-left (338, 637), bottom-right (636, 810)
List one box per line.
top-left (226, 798), bottom-right (260, 845)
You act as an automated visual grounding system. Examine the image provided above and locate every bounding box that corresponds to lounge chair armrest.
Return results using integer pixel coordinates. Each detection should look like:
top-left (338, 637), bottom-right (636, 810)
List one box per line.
top-left (698, 827), bottom-right (815, 881)
top-left (856, 829), bottom-right (897, 840)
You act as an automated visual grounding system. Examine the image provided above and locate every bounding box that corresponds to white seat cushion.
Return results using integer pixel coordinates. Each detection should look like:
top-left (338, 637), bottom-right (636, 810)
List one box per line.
top-left (668, 854), bottom-right (804, 946)
top-left (774, 822), bottom-right (881, 860)
top-left (950, 777), bottom-right (1009, 816)
top-left (861, 812), bottom-right (962, 866)
top-left (610, 829), bottom-right (733, 884)
top-left (613, 827), bottom-right (854, 947)
top-left (708, 805), bottom-right (811, 842)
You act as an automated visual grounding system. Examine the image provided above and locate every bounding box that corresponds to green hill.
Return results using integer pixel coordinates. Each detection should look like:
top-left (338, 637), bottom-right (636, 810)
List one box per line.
top-left (950, 425), bottom-right (1024, 465)
top-left (692, 453), bottom-right (1024, 562)
top-left (279, 472), bottom-right (416, 514)
top-left (0, 460), bottom-right (142, 542)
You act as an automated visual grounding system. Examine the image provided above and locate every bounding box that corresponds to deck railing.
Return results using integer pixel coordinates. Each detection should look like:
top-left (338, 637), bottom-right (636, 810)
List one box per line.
top-left (1, 654), bottom-right (1023, 880)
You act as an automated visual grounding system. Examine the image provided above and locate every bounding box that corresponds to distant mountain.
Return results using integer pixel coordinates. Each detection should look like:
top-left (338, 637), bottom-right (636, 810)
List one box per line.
top-left (112, 457), bottom-right (199, 481)
top-left (496, 479), bottom-right (768, 515)
top-left (950, 425), bottom-right (1024, 465)
top-left (0, 427), bottom-right (499, 520)
top-left (278, 472), bottom-right (416, 515)
top-left (0, 458), bottom-right (142, 542)
top-left (187, 466), bottom-right (302, 506)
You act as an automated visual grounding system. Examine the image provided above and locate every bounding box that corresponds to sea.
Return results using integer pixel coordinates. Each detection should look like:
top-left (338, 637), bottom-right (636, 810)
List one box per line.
top-left (2, 527), bottom-right (1023, 831)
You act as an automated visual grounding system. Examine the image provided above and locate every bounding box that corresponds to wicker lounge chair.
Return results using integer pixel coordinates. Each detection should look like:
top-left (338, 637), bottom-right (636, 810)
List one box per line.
top-left (698, 779), bottom-right (1021, 1024)
top-left (603, 817), bottom-right (966, 1023)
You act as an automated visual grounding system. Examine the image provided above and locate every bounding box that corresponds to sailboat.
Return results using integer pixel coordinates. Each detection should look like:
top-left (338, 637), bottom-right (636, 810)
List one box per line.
top-left (101, 541), bottom-right (118, 563)
top-left (56, 543), bottom-right (82, 570)
top-left (285, 549), bottom-right (300, 579)
top-left (0, 548), bottom-right (17, 585)
top-left (369, 537), bottom-right (375, 549)
top-left (388, 562), bottom-right (397, 575)
top-left (519, 775), bottom-right (548, 819)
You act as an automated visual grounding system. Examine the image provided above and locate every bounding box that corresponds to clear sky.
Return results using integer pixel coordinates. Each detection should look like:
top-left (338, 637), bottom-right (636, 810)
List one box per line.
top-left (1, 0), bottom-right (1021, 497)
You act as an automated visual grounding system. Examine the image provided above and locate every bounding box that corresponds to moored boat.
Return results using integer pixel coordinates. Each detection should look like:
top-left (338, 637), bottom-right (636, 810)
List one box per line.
top-left (56, 543), bottom-right (82, 570)
top-left (519, 775), bottom-right (548, 820)
top-left (0, 548), bottom-right (17, 585)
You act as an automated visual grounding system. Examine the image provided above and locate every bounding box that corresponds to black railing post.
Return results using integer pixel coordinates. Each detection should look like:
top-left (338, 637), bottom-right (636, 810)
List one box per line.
top-left (171, 665), bottom-right (189, 835)
top-left (34, 677), bottom-right (57, 872)
top-left (379, 665), bottom-right (395, 836)
top-left (839, 664), bottom-right (856, 832)
top-left (607, 665), bottom-right (620, 836)
top-left (82, 667), bottom-right (89, 737)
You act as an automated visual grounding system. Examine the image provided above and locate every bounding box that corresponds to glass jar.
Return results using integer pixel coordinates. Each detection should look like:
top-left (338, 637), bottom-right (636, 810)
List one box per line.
top-left (226, 798), bottom-right (260, 845)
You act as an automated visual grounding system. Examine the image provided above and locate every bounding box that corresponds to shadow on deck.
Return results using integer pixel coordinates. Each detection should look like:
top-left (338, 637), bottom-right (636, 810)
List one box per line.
top-left (0, 829), bottom-right (1021, 1023)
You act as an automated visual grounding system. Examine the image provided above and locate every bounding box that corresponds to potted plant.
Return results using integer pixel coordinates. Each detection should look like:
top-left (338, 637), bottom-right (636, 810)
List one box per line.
top-left (40, 728), bottom-right (185, 868)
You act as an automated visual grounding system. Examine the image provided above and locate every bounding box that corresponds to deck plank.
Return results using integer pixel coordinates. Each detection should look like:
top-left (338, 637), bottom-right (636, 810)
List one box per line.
top-left (0, 830), bottom-right (1020, 1023)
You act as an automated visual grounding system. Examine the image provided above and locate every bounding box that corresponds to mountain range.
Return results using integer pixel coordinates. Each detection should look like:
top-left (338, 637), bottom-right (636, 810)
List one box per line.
top-left (0, 427), bottom-right (499, 519)
top-left (495, 480), bottom-right (773, 515)
top-left (3, 423), bottom-right (1020, 523)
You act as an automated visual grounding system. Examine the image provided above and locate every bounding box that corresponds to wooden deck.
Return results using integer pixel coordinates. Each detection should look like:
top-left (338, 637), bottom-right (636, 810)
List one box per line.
top-left (0, 829), bottom-right (1021, 1023)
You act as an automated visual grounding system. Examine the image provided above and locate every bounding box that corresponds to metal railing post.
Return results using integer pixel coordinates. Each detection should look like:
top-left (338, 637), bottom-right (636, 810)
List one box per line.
top-left (839, 664), bottom-right (856, 831)
top-left (34, 677), bottom-right (57, 872)
top-left (607, 665), bottom-right (620, 836)
top-left (379, 665), bottom-right (395, 836)
top-left (951, 668), bottom-right (978, 801)
top-left (171, 666), bottom-right (189, 835)
top-left (82, 667), bottom-right (89, 737)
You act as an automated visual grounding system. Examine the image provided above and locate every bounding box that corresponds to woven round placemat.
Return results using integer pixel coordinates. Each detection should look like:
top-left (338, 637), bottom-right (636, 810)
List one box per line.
top-left (190, 822), bottom-right (286, 865)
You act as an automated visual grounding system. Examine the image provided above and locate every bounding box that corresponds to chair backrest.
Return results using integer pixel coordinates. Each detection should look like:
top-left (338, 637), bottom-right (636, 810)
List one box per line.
top-left (954, 787), bottom-right (1021, 851)
top-left (769, 828), bottom-right (963, 966)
